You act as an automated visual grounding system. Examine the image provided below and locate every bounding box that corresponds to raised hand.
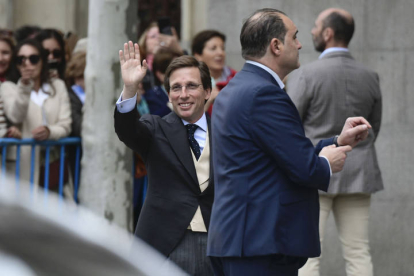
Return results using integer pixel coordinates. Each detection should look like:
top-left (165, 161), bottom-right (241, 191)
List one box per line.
top-left (19, 68), bottom-right (35, 85)
top-left (319, 144), bottom-right (352, 173)
top-left (337, 117), bottom-right (372, 148)
top-left (158, 27), bottom-right (183, 55)
top-left (119, 41), bottom-right (148, 99)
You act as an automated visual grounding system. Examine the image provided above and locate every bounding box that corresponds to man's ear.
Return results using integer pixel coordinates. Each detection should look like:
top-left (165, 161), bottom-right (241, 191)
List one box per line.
top-left (323, 27), bottom-right (334, 42)
top-left (205, 88), bottom-right (211, 100)
top-left (270, 38), bottom-right (283, 56)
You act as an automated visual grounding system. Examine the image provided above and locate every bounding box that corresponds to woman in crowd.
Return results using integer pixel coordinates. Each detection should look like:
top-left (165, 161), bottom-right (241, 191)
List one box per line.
top-left (0, 35), bottom-right (15, 82)
top-left (66, 51), bottom-right (86, 137)
top-left (192, 30), bottom-right (237, 115)
top-left (138, 22), bottom-right (182, 91)
top-left (65, 51), bottom-right (86, 187)
top-left (0, 35), bottom-right (20, 138)
top-left (36, 29), bottom-right (67, 80)
top-left (0, 39), bottom-right (71, 186)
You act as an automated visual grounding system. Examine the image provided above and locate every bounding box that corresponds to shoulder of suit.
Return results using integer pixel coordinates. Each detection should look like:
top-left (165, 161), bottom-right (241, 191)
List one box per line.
top-left (140, 112), bottom-right (172, 124)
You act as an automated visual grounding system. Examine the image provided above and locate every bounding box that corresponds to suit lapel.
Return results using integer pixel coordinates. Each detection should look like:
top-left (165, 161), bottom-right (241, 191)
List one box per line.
top-left (160, 112), bottom-right (199, 186)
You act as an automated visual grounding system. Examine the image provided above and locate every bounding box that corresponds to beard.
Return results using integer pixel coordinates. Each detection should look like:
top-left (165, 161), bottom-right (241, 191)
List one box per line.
top-left (312, 34), bottom-right (326, 52)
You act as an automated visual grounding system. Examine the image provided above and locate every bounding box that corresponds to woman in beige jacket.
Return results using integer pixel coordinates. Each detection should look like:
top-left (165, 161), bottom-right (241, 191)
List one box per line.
top-left (0, 39), bottom-right (71, 187)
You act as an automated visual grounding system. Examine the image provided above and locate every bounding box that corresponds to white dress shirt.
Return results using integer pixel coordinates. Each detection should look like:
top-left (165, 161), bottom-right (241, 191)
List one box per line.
top-left (246, 60), bottom-right (285, 90)
top-left (30, 83), bottom-right (50, 107)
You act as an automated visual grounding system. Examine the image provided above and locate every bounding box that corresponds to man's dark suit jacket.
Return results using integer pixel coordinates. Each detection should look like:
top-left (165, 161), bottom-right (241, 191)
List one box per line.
top-left (207, 63), bottom-right (334, 259)
top-left (68, 88), bottom-right (83, 137)
top-left (114, 108), bottom-right (214, 257)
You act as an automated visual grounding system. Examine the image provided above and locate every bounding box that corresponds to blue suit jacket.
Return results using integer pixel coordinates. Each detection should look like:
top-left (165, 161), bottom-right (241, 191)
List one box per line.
top-left (207, 63), bottom-right (333, 258)
top-left (144, 86), bottom-right (171, 117)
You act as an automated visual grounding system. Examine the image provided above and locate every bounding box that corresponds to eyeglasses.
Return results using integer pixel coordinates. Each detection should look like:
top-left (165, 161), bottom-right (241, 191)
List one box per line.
top-left (45, 49), bottom-right (62, 59)
top-left (170, 83), bottom-right (202, 93)
top-left (16, 55), bottom-right (40, 65)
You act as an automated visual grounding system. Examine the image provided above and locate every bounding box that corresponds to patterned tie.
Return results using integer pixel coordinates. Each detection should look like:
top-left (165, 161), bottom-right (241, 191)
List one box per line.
top-left (185, 124), bottom-right (201, 160)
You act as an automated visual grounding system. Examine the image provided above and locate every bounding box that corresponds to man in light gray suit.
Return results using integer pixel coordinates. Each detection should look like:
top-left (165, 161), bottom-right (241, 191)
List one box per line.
top-left (287, 8), bottom-right (383, 276)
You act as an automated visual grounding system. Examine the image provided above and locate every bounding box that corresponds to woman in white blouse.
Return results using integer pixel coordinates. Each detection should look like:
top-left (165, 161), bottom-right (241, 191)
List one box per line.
top-left (0, 39), bottom-right (71, 186)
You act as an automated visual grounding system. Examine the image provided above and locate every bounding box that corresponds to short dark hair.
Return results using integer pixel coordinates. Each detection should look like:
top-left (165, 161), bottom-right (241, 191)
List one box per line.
top-left (240, 8), bottom-right (287, 59)
top-left (164, 56), bottom-right (211, 92)
top-left (152, 48), bottom-right (182, 86)
top-left (35, 28), bottom-right (67, 80)
top-left (13, 39), bottom-right (50, 86)
top-left (191, 30), bottom-right (226, 56)
top-left (322, 12), bottom-right (354, 45)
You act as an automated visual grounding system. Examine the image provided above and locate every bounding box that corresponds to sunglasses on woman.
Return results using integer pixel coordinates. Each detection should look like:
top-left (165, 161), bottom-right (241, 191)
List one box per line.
top-left (16, 55), bottom-right (40, 65)
top-left (45, 49), bottom-right (62, 59)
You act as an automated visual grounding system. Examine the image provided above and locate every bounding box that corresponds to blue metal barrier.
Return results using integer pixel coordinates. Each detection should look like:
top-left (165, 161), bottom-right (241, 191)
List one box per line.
top-left (0, 137), bottom-right (81, 202)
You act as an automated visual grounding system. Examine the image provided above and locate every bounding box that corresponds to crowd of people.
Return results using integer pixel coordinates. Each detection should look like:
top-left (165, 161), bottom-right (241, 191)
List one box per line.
top-left (0, 26), bottom-right (86, 190)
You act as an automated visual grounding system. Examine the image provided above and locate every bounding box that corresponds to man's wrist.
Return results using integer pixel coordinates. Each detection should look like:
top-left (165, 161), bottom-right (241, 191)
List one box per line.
top-left (123, 85), bottom-right (138, 99)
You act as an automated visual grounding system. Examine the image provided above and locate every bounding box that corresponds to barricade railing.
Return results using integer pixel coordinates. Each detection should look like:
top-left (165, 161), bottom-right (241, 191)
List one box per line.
top-left (0, 137), bottom-right (81, 202)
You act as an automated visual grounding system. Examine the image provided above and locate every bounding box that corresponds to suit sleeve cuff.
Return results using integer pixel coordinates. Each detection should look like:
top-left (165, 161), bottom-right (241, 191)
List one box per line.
top-left (319, 156), bottom-right (332, 176)
top-left (116, 91), bottom-right (137, 113)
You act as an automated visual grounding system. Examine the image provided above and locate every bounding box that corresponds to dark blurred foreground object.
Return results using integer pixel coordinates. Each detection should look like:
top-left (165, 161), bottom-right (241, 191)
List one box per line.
top-left (0, 180), bottom-right (187, 276)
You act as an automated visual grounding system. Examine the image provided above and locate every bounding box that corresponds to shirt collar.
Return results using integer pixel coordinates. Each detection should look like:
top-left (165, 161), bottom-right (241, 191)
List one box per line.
top-left (245, 60), bottom-right (285, 89)
top-left (319, 47), bottom-right (349, 59)
top-left (72, 84), bottom-right (86, 104)
top-left (181, 112), bottom-right (207, 132)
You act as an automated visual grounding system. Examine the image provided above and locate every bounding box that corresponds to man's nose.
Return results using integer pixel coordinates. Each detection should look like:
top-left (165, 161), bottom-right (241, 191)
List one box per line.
top-left (179, 87), bottom-right (189, 98)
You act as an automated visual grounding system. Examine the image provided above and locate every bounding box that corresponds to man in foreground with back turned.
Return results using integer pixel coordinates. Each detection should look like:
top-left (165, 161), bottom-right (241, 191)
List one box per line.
top-left (207, 8), bottom-right (372, 276)
top-left (115, 42), bottom-right (214, 275)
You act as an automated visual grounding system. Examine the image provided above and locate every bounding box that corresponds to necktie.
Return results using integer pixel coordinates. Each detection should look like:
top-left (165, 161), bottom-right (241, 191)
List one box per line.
top-left (186, 124), bottom-right (201, 160)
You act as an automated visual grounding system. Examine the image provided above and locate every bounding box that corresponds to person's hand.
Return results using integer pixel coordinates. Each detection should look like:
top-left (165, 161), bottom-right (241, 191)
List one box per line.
top-left (319, 145), bottom-right (352, 173)
top-left (119, 41), bottom-right (148, 99)
top-left (20, 68), bottom-right (35, 85)
top-left (49, 69), bottom-right (59, 79)
top-left (158, 27), bottom-right (183, 54)
top-left (338, 117), bottom-right (372, 148)
top-left (6, 126), bottom-right (22, 139)
top-left (32, 126), bottom-right (50, 141)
